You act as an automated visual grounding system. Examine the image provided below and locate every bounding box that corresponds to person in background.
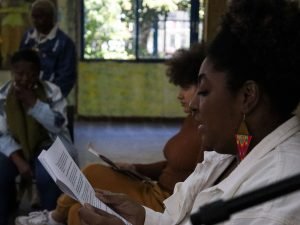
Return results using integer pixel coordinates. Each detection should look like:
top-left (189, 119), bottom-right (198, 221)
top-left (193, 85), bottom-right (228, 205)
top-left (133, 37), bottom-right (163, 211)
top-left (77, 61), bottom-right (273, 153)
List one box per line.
top-left (19, 0), bottom-right (77, 97)
top-left (0, 49), bottom-right (72, 225)
top-left (14, 43), bottom-right (207, 225)
top-left (77, 0), bottom-right (300, 224)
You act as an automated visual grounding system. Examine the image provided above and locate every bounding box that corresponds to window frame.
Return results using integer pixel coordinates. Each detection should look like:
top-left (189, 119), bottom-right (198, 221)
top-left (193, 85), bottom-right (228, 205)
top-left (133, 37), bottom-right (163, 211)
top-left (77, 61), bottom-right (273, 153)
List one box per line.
top-left (80, 0), bottom-right (201, 62)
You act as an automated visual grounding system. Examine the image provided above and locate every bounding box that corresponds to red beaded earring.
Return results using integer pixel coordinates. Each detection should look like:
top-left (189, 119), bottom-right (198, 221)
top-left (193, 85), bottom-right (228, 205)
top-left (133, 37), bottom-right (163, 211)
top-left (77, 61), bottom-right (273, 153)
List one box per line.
top-left (235, 114), bottom-right (252, 160)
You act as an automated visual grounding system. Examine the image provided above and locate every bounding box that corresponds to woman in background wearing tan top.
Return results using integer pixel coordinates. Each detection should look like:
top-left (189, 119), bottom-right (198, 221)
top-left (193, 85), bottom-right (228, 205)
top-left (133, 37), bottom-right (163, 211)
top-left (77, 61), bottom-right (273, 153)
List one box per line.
top-left (15, 43), bottom-right (206, 225)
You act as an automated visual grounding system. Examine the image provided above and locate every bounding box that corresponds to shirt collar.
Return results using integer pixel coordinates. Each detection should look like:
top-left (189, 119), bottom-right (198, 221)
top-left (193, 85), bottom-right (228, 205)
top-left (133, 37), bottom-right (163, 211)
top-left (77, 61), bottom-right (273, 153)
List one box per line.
top-left (216, 116), bottom-right (300, 194)
top-left (29, 24), bottom-right (58, 43)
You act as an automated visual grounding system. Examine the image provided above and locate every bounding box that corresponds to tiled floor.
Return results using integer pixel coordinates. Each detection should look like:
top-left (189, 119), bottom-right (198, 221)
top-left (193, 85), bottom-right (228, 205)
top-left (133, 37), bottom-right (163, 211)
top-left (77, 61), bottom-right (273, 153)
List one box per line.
top-left (74, 120), bottom-right (181, 167)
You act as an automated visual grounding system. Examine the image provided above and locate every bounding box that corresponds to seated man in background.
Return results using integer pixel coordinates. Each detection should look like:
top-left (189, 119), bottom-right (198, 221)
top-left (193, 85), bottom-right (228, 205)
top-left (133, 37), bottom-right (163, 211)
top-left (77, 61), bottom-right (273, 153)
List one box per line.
top-left (19, 0), bottom-right (77, 97)
top-left (0, 49), bottom-right (72, 225)
top-left (15, 43), bottom-right (206, 225)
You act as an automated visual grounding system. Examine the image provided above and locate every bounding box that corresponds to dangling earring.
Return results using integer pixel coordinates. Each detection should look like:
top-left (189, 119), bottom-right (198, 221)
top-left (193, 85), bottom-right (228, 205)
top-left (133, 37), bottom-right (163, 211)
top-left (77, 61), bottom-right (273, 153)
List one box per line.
top-left (235, 114), bottom-right (252, 160)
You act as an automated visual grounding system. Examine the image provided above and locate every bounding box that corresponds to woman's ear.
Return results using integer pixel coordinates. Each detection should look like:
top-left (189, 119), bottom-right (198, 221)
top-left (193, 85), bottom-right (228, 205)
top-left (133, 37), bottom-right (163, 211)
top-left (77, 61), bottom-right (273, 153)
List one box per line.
top-left (240, 80), bottom-right (260, 114)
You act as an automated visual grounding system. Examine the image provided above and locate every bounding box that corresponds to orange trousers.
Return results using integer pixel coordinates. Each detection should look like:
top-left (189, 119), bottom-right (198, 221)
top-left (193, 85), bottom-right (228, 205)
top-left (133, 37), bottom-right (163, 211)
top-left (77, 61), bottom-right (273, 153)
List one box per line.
top-left (54, 164), bottom-right (170, 225)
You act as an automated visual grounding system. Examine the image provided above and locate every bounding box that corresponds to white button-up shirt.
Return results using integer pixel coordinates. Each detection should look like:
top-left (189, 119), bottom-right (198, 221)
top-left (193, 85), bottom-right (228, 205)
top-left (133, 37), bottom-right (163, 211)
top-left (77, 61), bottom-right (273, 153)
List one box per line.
top-left (145, 116), bottom-right (300, 225)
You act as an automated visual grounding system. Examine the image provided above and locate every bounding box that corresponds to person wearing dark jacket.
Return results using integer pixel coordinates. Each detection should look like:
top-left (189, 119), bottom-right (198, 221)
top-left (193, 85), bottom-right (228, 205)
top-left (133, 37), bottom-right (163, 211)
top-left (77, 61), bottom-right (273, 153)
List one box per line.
top-left (19, 0), bottom-right (77, 97)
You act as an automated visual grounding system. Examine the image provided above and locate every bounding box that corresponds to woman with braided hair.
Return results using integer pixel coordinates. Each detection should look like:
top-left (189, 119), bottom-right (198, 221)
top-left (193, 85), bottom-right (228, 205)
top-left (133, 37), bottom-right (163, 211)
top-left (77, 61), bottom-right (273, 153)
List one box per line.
top-left (78, 0), bottom-right (300, 224)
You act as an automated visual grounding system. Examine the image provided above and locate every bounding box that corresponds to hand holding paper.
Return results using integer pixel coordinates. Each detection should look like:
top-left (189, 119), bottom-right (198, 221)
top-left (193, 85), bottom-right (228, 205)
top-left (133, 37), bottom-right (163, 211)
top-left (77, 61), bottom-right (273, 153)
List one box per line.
top-left (38, 137), bottom-right (132, 225)
top-left (79, 190), bottom-right (146, 225)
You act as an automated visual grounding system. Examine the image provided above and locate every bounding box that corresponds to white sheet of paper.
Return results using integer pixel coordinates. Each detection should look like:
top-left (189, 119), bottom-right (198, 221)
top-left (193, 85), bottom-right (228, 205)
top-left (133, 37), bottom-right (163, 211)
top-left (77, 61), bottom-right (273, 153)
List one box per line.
top-left (38, 137), bottom-right (131, 225)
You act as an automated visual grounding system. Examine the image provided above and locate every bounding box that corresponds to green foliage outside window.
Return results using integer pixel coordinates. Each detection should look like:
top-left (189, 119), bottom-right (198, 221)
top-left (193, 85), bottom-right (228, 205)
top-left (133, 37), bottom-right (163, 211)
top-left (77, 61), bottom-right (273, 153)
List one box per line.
top-left (83, 0), bottom-right (190, 59)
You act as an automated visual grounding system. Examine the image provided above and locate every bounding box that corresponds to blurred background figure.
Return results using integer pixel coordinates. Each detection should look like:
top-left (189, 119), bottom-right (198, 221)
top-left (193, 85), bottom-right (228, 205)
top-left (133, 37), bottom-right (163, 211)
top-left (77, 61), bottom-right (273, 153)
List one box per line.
top-left (0, 0), bottom-right (31, 68)
top-left (19, 0), bottom-right (77, 97)
top-left (0, 49), bottom-right (71, 225)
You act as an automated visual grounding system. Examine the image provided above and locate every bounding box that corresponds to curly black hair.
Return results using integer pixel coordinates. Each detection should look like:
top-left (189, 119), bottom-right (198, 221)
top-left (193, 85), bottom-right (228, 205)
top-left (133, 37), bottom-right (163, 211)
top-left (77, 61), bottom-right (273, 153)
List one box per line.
top-left (165, 42), bottom-right (206, 87)
top-left (208, 0), bottom-right (300, 116)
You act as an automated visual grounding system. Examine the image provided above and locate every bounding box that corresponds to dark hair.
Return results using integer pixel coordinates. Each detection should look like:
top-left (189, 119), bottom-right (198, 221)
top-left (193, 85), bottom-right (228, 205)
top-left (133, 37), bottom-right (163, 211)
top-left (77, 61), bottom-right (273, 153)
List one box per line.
top-left (10, 49), bottom-right (41, 71)
top-left (31, 0), bottom-right (57, 23)
top-left (165, 42), bottom-right (206, 87)
top-left (208, 0), bottom-right (300, 116)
